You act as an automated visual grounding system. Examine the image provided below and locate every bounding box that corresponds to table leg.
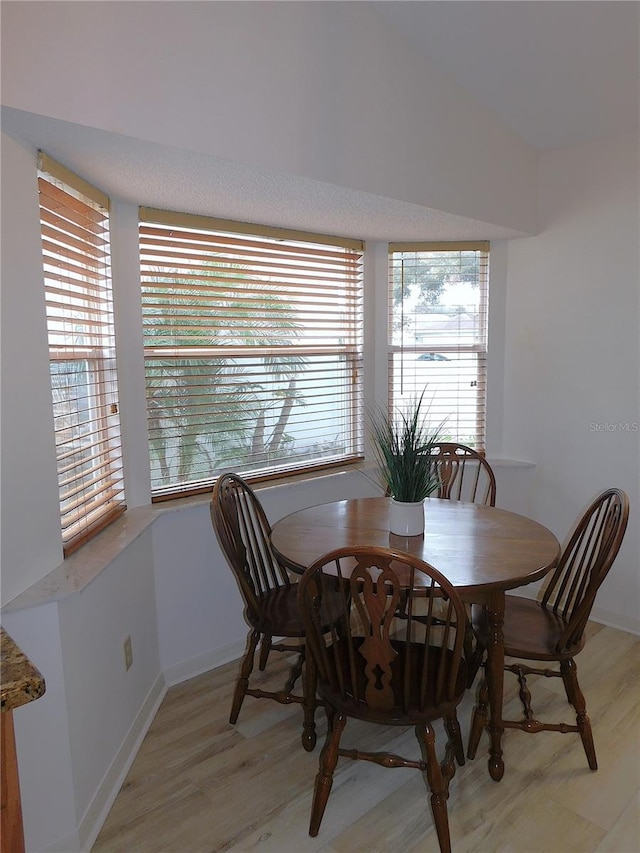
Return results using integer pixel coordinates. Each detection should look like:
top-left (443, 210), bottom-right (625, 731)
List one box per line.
top-left (485, 593), bottom-right (505, 782)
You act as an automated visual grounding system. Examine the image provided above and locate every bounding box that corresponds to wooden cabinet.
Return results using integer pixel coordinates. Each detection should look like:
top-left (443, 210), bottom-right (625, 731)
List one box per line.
top-left (0, 629), bottom-right (46, 853)
top-left (1, 710), bottom-right (25, 853)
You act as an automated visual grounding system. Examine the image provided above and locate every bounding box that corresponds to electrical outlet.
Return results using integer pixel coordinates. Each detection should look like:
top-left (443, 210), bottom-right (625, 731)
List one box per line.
top-left (124, 635), bottom-right (133, 670)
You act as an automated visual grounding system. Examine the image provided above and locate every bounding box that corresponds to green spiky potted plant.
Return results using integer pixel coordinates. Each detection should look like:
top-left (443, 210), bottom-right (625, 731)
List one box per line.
top-left (369, 391), bottom-right (445, 536)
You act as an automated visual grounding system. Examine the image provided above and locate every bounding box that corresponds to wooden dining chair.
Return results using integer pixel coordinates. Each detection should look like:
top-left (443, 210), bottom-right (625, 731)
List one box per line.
top-left (210, 473), bottom-right (317, 751)
top-left (467, 487), bottom-right (629, 771)
top-left (425, 443), bottom-right (496, 684)
top-left (297, 545), bottom-right (468, 853)
top-left (429, 442), bottom-right (497, 507)
top-left (382, 442), bottom-right (496, 507)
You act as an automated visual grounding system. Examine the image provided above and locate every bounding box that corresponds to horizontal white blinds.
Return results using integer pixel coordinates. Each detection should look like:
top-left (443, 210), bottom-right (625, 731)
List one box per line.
top-left (388, 243), bottom-right (489, 450)
top-left (139, 212), bottom-right (364, 498)
top-left (38, 160), bottom-right (125, 553)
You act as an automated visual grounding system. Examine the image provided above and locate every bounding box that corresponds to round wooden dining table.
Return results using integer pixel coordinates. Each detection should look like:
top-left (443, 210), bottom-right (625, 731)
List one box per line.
top-left (270, 495), bottom-right (560, 781)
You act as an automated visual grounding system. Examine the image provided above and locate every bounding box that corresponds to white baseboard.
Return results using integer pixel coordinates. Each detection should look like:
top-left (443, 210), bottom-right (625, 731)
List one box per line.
top-left (40, 646), bottom-right (245, 852)
top-left (76, 673), bottom-right (167, 852)
top-left (589, 603), bottom-right (640, 636)
top-left (38, 830), bottom-right (84, 853)
top-left (163, 639), bottom-right (246, 687)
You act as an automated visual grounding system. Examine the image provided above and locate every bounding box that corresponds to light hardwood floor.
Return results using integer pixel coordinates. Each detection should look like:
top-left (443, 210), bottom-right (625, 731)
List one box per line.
top-left (93, 622), bottom-right (640, 852)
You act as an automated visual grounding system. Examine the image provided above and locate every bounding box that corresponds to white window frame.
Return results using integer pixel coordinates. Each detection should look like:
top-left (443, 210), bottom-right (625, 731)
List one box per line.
top-left (388, 241), bottom-right (490, 450)
top-left (38, 152), bottom-right (125, 553)
top-left (139, 208), bottom-right (365, 499)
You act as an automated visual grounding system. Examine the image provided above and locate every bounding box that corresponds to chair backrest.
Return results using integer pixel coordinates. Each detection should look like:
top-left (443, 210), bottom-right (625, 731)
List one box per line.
top-left (297, 546), bottom-right (467, 717)
top-left (211, 473), bottom-right (291, 622)
top-left (429, 443), bottom-right (497, 506)
top-left (542, 488), bottom-right (629, 653)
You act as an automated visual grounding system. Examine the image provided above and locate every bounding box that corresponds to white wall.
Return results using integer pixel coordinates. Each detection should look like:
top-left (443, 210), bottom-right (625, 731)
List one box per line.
top-left (0, 604), bottom-right (77, 852)
top-left (502, 132), bottom-right (640, 630)
top-left (0, 132), bottom-right (63, 603)
top-left (58, 532), bottom-right (160, 834)
top-left (2, 529), bottom-right (162, 853)
top-left (1, 1), bottom-right (537, 233)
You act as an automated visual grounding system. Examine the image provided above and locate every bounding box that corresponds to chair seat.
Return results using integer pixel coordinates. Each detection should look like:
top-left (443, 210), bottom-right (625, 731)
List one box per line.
top-left (472, 595), bottom-right (585, 661)
top-left (255, 583), bottom-right (346, 636)
top-left (254, 585), bottom-right (306, 637)
top-left (317, 637), bottom-right (468, 725)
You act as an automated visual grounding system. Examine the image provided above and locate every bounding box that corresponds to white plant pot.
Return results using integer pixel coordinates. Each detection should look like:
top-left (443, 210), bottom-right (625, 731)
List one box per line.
top-left (389, 498), bottom-right (425, 537)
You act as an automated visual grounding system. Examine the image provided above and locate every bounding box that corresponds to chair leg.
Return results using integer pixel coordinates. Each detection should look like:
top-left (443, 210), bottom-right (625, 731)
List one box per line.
top-left (284, 649), bottom-right (304, 695)
top-left (467, 676), bottom-right (489, 760)
top-left (259, 634), bottom-right (272, 671)
top-left (309, 711), bottom-right (346, 837)
top-left (463, 624), bottom-right (474, 679)
top-left (301, 648), bottom-right (317, 752)
top-left (443, 711), bottom-right (465, 767)
top-left (416, 722), bottom-right (453, 853)
top-left (230, 628), bottom-right (260, 725)
top-left (561, 658), bottom-right (597, 771)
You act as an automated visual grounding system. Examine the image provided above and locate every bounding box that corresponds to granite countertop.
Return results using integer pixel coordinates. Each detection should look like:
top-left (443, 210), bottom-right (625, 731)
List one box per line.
top-left (1, 627), bottom-right (46, 712)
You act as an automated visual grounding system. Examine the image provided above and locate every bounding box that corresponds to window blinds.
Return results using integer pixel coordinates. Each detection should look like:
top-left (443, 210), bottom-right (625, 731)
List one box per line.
top-left (388, 242), bottom-right (489, 450)
top-left (38, 153), bottom-right (125, 553)
top-left (139, 208), bottom-right (365, 498)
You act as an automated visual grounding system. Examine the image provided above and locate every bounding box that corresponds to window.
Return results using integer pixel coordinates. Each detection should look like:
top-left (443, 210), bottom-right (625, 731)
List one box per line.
top-left (139, 208), bottom-right (364, 499)
top-left (388, 242), bottom-right (489, 449)
top-left (38, 153), bottom-right (125, 554)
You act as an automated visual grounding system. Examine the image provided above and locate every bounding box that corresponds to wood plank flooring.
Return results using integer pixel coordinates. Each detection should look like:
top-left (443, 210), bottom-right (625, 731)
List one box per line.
top-left (92, 622), bottom-right (640, 852)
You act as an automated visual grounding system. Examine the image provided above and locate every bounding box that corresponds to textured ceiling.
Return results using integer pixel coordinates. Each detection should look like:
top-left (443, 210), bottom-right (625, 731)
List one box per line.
top-left (3, 1), bottom-right (637, 242)
top-left (2, 107), bottom-right (528, 242)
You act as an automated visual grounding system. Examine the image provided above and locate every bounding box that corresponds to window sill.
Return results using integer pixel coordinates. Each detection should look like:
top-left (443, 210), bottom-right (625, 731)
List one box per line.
top-left (2, 505), bottom-right (162, 613)
top-left (1, 465), bottom-right (370, 614)
top-left (2, 459), bottom-right (534, 615)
